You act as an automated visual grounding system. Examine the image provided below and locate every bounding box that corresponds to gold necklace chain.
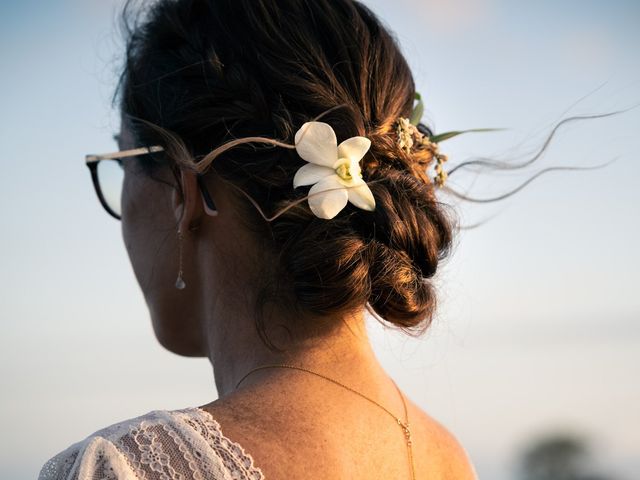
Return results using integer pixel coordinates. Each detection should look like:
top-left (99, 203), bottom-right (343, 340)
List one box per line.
top-left (235, 363), bottom-right (416, 480)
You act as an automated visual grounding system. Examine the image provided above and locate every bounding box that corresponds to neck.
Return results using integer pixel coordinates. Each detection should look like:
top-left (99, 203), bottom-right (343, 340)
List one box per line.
top-left (205, 306), bottom-right (385, 398)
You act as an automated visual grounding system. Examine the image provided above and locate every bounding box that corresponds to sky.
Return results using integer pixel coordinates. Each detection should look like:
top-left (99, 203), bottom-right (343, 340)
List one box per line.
top-left (1, 1), bottom-right (639, 479)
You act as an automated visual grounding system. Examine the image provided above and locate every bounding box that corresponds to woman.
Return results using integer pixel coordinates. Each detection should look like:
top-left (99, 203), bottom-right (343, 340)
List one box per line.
top-left (39, 0), bottom-right (508, 478)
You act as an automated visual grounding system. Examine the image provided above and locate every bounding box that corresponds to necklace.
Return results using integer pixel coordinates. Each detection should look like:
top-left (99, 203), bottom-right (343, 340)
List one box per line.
top-left (235, 364), bottom-right (416, 480)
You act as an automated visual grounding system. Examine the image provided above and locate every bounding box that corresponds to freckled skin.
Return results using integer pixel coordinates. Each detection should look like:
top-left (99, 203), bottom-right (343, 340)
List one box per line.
top-left (118, 112), bottom-right (478, 479)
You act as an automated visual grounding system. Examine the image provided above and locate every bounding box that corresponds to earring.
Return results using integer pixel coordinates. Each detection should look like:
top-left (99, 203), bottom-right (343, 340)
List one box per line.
top-left (175, 228), bottom-right (186, 290)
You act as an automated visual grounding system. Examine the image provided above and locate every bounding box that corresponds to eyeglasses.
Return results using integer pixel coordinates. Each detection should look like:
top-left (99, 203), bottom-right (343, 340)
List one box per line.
top-left (85, 144), bottom-right (217, 220)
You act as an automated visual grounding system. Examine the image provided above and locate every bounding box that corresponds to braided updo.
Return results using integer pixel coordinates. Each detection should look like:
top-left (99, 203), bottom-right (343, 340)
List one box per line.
top-left (116, 0), bottom-right (458, 350)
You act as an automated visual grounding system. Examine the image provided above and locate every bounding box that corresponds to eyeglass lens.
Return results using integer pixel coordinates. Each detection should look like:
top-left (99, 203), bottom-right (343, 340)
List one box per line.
top-left (97, 159), bottom-right (124, 217)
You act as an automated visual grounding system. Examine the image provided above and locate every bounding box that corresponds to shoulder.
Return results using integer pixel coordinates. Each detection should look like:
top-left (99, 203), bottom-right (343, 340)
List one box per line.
top-left (412, 406), bottom-right (479, 480)
top-left (38, 407), bottom-right (264, 480)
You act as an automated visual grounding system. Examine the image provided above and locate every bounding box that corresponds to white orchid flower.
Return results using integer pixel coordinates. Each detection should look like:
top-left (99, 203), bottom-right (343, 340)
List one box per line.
top-left (292, 121), bottom-right (376, 219)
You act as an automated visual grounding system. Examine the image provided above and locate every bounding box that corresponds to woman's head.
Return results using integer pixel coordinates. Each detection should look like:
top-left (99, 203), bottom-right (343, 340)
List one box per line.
top-left (115, 0), bottom-right (458, 354)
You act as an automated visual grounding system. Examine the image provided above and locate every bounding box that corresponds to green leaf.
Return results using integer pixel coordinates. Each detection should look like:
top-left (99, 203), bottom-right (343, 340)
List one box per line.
top-left (410, 92), bottom-right (424, 125)
top-left (430, 127), bottom-right (507, 143)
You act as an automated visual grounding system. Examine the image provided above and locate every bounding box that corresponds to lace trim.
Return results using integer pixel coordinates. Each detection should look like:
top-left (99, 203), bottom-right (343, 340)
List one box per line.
top-left (38, 407), bottom-right (266, 480)
top-left (182, 408), bottom-right (265, 480)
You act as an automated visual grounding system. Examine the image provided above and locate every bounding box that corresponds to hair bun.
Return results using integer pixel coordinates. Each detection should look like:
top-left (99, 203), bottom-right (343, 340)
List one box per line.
top-left (367, 242), bottom-right (436, 329)
top-left (357, 169), bottom-right (457, 330)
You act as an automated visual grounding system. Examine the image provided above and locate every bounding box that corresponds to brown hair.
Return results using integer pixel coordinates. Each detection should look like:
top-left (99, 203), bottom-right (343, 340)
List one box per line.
top-left (113, 0), bottom-right (628, 351)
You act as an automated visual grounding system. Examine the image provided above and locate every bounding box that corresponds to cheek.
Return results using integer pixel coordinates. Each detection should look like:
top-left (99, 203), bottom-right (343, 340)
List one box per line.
top-left (120, 166), bottom-right (176, 292)
top-left (122, 164), bottom-right (175, 230)
top-left (121, 167), bottom-right (147, 260)
top-left (121, 164), bottom-right (153, 225)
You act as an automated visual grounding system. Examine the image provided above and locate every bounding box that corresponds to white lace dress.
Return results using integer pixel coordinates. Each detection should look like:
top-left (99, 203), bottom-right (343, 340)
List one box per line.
top-left (38, 407), bottom-right (265, 480)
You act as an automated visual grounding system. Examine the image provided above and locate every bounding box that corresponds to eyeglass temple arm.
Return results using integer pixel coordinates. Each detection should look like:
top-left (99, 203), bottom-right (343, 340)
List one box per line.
top-left (84, 144), bottom-right (218, 214)
top-left (85, 145), bottom-right (165, 163)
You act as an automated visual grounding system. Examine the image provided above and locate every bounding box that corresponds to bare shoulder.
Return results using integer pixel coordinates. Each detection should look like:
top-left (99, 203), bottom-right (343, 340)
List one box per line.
top-left (202, 391), bottom-right (479, 480)
top-left (411, 402), bottom-right (479, 480)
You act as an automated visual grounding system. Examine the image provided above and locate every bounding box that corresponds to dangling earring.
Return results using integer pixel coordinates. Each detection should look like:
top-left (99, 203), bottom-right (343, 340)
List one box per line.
top-left (175, 228), bottom-right (186, 290)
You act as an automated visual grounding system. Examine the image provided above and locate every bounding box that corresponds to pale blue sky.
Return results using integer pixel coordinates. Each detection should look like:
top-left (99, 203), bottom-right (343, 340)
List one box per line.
top-left (1, 1), bottom-right (639, 479)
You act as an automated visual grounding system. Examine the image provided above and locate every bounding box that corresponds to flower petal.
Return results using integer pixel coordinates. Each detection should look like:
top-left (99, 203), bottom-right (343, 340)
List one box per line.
top-left (307, 175), bottom-right (349, 219)
top-left (337, 136), bottom-right (371, 163)
top-left (294, 122), bottom-right (338, 167)
top-left (293, 163), bottom-right (334, 188)
top-left (347, 181), bottom-right (376, 211)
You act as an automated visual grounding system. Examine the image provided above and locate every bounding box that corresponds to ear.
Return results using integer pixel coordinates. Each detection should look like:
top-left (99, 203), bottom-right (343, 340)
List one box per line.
top-left (172, 169), bottom-right (203, 232)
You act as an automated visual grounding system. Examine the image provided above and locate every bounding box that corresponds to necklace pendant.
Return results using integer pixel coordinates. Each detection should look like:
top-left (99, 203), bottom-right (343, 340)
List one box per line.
top-left (400, 421), bottom-right (412, 442)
